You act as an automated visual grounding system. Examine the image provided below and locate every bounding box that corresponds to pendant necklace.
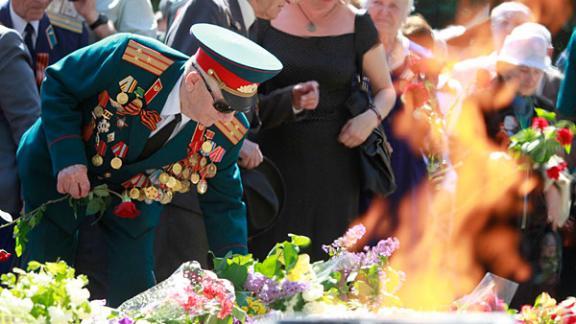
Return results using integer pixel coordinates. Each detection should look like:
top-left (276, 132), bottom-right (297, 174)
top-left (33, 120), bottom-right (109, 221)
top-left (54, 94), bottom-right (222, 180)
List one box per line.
top-left (297, 3), bottom-right (339, 32)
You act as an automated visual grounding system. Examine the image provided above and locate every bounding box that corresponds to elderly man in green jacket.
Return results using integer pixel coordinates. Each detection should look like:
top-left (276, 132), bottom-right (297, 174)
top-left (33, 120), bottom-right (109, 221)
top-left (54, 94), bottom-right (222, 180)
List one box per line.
top-left (16, 24), bottom-right (282, 306)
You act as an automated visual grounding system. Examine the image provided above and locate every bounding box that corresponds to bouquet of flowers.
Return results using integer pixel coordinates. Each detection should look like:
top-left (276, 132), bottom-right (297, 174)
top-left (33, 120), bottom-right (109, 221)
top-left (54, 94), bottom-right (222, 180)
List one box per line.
top-left (508, 109), bottom-right (575, 182)
top-left (213, 225), bottom-right (404, 319)
top-left (118, 261), bottom-right (245, 323)
top-left (516, 293), bottom-right (576, 323)
top-left (0, 261), bottom-right (115, 323)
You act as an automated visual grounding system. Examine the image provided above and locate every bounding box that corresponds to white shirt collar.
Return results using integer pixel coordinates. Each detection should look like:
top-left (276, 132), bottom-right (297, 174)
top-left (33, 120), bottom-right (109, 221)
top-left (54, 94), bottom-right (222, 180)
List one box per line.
top-left (237, 0), bottom-right (256, 30)
top-left (9, 1), bottom-right (39, 39)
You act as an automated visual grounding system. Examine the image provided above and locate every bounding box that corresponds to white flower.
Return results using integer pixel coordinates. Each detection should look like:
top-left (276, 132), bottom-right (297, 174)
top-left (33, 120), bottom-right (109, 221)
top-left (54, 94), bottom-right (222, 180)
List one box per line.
top-left (302, 283), bottom-right (323, 302)
top-left (0, 290), bottom-right (34, 315)
top-left (66, 278), bottom-right (90, 305)
top-left (48, 306), bottom-right (73, 324)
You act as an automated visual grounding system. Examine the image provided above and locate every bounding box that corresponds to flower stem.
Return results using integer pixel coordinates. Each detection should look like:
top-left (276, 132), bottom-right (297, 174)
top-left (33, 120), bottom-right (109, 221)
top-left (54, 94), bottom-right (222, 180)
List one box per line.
top-left (0, 195), bottom-right (70, 230)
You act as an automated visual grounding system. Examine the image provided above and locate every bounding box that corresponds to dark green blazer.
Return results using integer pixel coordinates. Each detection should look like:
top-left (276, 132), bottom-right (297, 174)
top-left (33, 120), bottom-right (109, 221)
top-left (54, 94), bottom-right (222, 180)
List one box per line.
top-left (17, 33), bottom-right (249, 257)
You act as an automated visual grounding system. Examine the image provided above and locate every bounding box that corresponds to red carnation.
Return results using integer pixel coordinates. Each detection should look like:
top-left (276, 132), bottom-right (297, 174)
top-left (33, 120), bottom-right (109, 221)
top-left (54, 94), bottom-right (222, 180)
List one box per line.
top-left (557, 128), bottom-right (574, 146)
top-left (113, 201), bottom-right (141, 219)
top-left (402, 82), bottom-right (429, 109)
top-left (0, 249), bottom-right (11, 263)
top-left (532, 117), bottom-right (549, 130)
top-left (546, 166), bottom-right (561, 180)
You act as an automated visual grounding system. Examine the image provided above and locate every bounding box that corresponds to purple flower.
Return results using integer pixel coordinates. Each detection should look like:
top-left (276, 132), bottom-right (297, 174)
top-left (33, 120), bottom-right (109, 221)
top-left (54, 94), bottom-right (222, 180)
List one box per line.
top-left (280, 280), bottom-right (308, 298)
top-left (323, 225), bottom-right (367, 256)
top-left (361, 237), bottom-right (399, 267)
top-left (244, 270), bottom-right (307, 304)
top-left (118, 318), bottom-right (134, 324)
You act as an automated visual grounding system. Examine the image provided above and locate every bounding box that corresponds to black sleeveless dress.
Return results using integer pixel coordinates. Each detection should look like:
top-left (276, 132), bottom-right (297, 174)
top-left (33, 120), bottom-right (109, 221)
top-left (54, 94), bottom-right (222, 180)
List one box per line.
top-left (250, 13), bottom-right (380, 260)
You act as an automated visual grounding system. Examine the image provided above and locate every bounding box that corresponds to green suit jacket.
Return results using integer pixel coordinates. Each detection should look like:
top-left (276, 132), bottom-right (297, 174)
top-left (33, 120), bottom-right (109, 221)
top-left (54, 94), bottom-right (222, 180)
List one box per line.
top-left (17, 33), bottom-right (248, 260)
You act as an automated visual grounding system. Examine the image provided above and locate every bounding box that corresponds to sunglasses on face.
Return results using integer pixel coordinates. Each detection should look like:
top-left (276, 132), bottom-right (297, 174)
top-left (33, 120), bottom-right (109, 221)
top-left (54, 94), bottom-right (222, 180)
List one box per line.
top-left (191, 63), bottom-right (235, 114)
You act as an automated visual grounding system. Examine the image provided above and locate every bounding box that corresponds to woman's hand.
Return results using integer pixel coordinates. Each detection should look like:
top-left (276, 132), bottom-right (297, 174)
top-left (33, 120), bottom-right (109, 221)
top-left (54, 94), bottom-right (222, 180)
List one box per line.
top-left (338, 110), bottom-right (379, 148)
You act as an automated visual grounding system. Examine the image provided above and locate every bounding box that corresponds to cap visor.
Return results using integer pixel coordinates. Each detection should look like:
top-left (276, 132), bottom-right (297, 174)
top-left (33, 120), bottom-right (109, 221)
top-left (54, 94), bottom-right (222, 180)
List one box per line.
top-left (221, 90), bottom-right (256, 113)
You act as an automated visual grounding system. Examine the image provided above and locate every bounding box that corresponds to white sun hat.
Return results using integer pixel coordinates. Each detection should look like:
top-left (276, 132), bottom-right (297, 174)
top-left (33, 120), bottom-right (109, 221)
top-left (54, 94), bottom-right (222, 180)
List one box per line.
top-left (497, 31), bottom-right (549, 71)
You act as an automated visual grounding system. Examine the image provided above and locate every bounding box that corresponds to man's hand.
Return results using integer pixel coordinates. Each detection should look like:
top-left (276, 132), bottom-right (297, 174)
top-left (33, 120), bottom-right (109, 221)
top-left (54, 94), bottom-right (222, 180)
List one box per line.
top-left (73, 0), bottom-right (99, 24)
top-left (238, 139), bottom-right (263, 169)
top-left (56, 164), bottom-right (91, 199)
top-left (292, 81), bottom-right (320, 111)
top-left (338, 110), bottom-right (379, 148)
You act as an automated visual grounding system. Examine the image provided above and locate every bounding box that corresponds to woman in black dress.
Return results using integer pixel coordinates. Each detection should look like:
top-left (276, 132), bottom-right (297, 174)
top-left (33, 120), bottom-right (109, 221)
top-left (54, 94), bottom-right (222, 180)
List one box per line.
top-left (250, 0), bottom-right (396, 260)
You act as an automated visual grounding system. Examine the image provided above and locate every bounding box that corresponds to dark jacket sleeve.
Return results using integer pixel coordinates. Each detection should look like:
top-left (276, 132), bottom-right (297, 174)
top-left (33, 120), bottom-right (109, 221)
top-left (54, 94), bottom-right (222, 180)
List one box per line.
top-left (256, 85), bottom-right (300, 131)
top-left (558, 29), bottom-right (576, 118)
top-left (164, 0), bottom-right (228, 55)
top-left (0, 28), bottom-right (40, 143)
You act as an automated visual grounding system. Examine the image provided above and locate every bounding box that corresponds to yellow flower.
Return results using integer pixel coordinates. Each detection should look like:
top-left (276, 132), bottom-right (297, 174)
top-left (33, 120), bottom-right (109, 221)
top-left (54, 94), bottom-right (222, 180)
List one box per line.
top-left (287, 254), bottom-right (314, 282)
top-left (246, 297), bottom-right (267, 315)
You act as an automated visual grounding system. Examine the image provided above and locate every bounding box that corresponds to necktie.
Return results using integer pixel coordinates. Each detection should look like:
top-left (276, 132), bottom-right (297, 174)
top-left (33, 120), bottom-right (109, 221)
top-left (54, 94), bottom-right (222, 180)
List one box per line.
top-left (23, 23), bottom-right (36, 69)
top-left (138, 114), bottom-right (182, 160)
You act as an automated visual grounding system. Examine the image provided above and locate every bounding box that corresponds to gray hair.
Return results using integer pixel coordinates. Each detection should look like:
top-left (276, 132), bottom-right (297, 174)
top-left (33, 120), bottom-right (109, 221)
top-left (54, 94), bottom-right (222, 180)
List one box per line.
top-left (362, 0), bottom-right (415, 20)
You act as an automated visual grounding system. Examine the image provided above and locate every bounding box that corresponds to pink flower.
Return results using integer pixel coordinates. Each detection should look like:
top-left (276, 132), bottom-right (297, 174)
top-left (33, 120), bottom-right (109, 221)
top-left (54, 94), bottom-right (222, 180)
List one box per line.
top-left (113, 201), bottom-right (141, 219)
top-left (557, 128), bottom-right (574, 146)
top-left (217, 299), bottom-right (233, 319)
top-left (532, 117), bottom-right (549, 130)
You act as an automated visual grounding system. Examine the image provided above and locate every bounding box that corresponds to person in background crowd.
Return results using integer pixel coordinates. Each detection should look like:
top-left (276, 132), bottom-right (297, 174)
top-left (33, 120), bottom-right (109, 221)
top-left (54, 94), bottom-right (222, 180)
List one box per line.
top-left (156, 0), bottom-right (319, 277)
top-left (250, 0), bottom-right (396, 260)
top-left (480, 30), bottom-right (566, 307)
top-left (557, 28), bottom-right (576, 119)
top-left (361, 0), bottom-right (433, 244)
top-left (0, 0), bottom-right (89, 86)
top-left (0, 25), bottom-right (41, 274)
top-left (451, 1), bottom-right (532, 92)
top-left (46, 0), bottom-right (156, 42)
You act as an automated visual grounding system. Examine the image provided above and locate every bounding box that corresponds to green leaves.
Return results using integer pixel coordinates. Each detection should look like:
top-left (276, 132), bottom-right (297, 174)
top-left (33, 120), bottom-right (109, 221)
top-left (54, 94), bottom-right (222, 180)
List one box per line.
top-left (288, 234), bottom-right (311, 248)
top-left (213, 254), bottom-right (253, 292)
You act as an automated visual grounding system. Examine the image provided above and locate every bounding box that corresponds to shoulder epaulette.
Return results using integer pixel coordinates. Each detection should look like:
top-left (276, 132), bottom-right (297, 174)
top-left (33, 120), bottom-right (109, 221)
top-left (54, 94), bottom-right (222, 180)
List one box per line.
top-left (214, 117), bottom-right (248, 145)
top-left (46, 12), bottom-right (83, 34)
top-left (122, 40), bottom-right (174, 76)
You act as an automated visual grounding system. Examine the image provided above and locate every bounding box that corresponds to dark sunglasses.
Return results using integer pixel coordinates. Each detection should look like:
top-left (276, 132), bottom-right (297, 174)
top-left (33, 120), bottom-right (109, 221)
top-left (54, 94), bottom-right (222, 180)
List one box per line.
top-left (191, 63), bottom-right (235, 114)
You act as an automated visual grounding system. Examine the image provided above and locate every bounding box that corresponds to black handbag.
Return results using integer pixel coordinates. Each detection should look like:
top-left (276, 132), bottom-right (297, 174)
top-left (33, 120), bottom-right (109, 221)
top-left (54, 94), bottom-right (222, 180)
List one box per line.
top-left (345, 14), bottom-right (396, 196)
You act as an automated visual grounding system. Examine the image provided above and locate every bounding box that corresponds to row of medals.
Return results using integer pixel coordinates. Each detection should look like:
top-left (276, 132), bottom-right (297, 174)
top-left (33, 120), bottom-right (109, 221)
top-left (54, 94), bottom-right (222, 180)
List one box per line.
top-left (126, 139), bottom-right (218, 204)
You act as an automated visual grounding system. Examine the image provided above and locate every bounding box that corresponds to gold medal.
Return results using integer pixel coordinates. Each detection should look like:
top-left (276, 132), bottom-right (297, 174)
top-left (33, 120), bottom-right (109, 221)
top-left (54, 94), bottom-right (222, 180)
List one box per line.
top-left (94, 105), bottom-right (104, 117)
top-left (181, 168), bottom-right (191, 179)
top-left (201, 141), bottom-right (214, 155)
top-left (197, 179), bottom-right (208, 194)
top-left (173, 180), bottom-right (182, 192)
top-left (91, 154), bottom-right (103, 167)
top-left (144, 186), bottom-right (158, 200)
top-left (200, 156), bottom-right (208, 168)
top-left (180, 180), bottom-right (191, 193)
top-left (189, 154), bottom-right (199, 167)
top-left (132, 98), bottom-right (143, 109)
top-left (166, 176), bottom-right (177, 188)
top-left (206, 163), bottom-right (217, 178)
top-left (110, 157), bottom-right (123, 169)
top-left (116, 92), bottom-right (129, 105)
top-left (160, 191), bottom-right (173, 204)
top-left (159, 172), bottom-right (170, 184)
top-left (129, 188), bottom-right (141, 200)
top-left (190, 173), bottom-right (200, 184)
top-left (171, 163), bottom-right (183, 175)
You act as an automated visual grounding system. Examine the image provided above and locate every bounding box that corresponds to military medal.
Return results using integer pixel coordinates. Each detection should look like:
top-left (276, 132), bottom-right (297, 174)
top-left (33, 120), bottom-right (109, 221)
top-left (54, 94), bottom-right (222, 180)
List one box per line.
top-left (102, 109), bottom-right (113, 120)
top-left (144, 79), bottom-right (163, 104)
top-left (116, 92), bottom-right (129, 105)
top-left (171, 162), bottom-right (183, 175)
top-left (97, 120), bottom-right (111, 133)
top-left (199, 156), bottom-right (208, 168)
top-left (197, 179), bottom-right (208, 194)
top-left (205, 163), bottom-right (217, 178)
top-left (106, 132), bottom-right (115, 143)
top-left (166, 176), bottom-right (177, 188)
top-left (117, 117), bottom-right (127, 128)
top-left (160, 190), bottom-right (173, 204)
top-left (159, 172), bottom-right (170, 184)
top-left (190, 172), bottom-right (200, 184)
top-left (110, 141), bottom-right (128, 170)
top-left (209, 146), bottom-right (225, 163)
top-left (94, 105), bottom-right (104, 118)
top-left (144, 186), bottom-right (158, 200)
top-left (129, 188), bottom-right (141, 200)
top-left (92, 141), bottom-right (107, 167)
top-left (119, 76), bottom-right (137, 93)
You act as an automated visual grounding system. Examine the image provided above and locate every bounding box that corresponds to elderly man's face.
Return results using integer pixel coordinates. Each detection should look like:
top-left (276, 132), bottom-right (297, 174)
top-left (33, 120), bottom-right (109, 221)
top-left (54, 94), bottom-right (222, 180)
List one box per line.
top-left (491, 12), bottom-right (530, 51)
top-left (501, 65), bottom-right (543, 96)
top-left (367, 0), bottom-right (410, 35)
top-left (250, 0), bottom-right (288, 20)
top-left (11, 0), bottom-right (52, 21)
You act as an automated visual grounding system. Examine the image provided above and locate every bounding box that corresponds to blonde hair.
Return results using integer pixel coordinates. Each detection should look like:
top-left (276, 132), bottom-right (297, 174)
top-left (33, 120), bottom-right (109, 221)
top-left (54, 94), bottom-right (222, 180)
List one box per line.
top-left (362, 0), bottom-right (414, 20)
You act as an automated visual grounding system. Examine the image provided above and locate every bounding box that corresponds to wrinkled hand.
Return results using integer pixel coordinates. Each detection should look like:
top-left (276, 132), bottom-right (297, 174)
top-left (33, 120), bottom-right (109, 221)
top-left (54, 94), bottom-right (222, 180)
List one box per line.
top-left (292, 81), bottom-right (319, 110)
top-left (57, 164), bottom-right (91, 199)
top-left (238, 139), bottom-right (263, 169)
top-left (338, 110), bottom-right (379, 148)
top-left (73, 0), bottom-right (99, 24)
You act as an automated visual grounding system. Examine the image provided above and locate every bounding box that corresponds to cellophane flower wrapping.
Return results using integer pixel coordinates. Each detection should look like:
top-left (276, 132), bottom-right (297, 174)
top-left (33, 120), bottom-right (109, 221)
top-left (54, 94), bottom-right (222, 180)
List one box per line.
top-left (118, 261), bottom-right (245, 323)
